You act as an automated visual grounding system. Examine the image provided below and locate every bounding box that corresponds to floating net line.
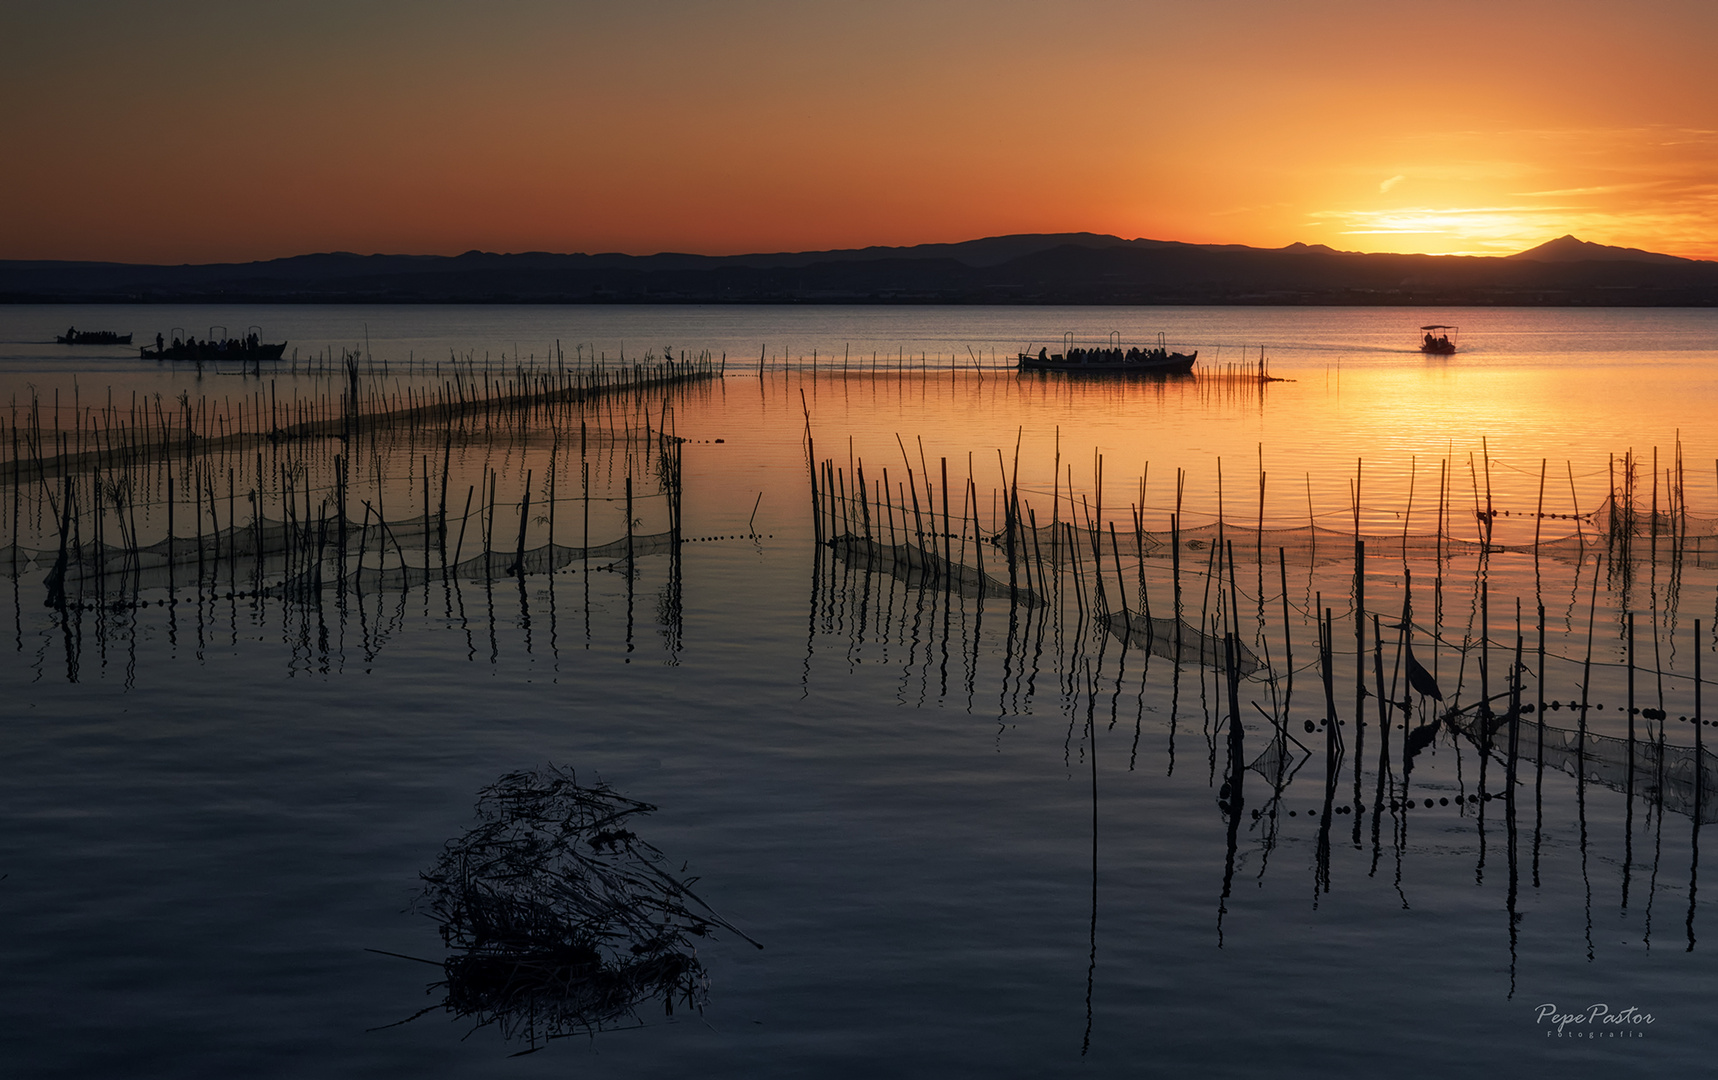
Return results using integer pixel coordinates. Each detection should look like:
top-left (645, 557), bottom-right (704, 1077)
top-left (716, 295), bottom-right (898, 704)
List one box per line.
top-left (815, 451), bottom-right (1718, 573)
top-left (8, 515), bottom-right (677, 597)
top-left (310, 532), bottom-right (678, 595)
top-left (965, 514), bottom-right (1718, 568)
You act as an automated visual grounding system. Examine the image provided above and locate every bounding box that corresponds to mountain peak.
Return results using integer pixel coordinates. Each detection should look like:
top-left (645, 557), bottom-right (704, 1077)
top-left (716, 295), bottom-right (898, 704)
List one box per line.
top-left (1510, 235), bottom-right (1690, 265)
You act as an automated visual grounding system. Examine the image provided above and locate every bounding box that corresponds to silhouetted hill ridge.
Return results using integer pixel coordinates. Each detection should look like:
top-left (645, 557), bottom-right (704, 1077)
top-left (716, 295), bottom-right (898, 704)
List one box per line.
top-left (2, 233), bottom-right (1712, 305)
top-left (1508, 234), bottom-right (1692, 266)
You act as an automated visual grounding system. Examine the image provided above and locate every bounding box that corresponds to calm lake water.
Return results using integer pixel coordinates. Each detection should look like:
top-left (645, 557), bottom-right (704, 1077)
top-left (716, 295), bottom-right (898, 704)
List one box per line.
top-left (2, 305), bottom-right (1716, 1077)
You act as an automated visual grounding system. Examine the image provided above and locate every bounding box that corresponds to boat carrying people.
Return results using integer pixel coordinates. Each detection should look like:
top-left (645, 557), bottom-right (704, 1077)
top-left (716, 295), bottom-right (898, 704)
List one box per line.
top-left (142, 326), bottom-right (287, 362)
top-left (1018, 331), bottom-right (1196, 374)
top-left (56, 327), bottom-right (133, 345)
top-left (1419, 325), bottom-right (1458, 354)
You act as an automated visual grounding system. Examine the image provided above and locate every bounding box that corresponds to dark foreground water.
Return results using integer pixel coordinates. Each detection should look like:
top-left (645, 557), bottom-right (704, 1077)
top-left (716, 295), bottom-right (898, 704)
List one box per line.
top-left (2, 305), bottom-right (1716, 1076)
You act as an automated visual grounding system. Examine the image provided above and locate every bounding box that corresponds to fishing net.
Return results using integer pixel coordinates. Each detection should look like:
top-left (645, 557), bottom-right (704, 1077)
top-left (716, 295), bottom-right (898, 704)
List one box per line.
top-left (20, 510), bottom-right (678, 597)
top-left (1100, 609), bottom-right (1263, 675)
top-left (1449, 710), bottom-right (1718, 825)
top-left (1247, 730), bottom-right (1307, 790)
top-left (827, 486), bottom-right (1718, 572)
top-left (828, 534), bottom-right (1041, 606)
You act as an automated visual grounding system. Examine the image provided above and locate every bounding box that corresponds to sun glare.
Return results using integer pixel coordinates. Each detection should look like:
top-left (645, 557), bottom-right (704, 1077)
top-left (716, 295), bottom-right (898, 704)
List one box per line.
top-left (1299, 126), bottom-right (1718, 259)
top-left (1317, 207), bottom-right (1556, 256)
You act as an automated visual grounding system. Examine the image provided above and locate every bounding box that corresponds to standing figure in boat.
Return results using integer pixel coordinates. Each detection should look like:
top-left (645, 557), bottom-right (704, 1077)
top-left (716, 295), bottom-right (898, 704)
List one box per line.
top-left (142, 327), bottom-right (289, 362)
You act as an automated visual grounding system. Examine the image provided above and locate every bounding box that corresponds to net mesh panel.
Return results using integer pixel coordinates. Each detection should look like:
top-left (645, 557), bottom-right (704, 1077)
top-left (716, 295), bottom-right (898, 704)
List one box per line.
top-left (26, 516), bottom-right (677, 593)
top-left (829, 535), bottom-right (1042, 607)
top-left (344, 533), bottom-right (677, 593)
top-left (1247, 732), bottom-right (1300, 789)
top-left (1100, 609), bottom-right (1263, 675)
top-left (1449, 710), bottom-right (1718, 825)
top-left (21, 485), bottom-right (1718, 592)
top-left (834, 491), bottom-right (1718, 569)
top-left (828, 535), bottom-right (1267, 673)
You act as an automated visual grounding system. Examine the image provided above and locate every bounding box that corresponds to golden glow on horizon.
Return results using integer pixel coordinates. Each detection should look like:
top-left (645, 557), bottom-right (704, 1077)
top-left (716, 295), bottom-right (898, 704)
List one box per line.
top-left (2, 3), bottom-right (1715, 263)
top-left (1285, 126), bottom-right (1718, 257)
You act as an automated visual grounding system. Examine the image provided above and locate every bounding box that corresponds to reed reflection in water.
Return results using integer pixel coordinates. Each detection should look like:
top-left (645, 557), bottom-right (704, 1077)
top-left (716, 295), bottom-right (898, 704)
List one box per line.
top-left (804, 439), bottom-right (1718, 1013)
top-left (5, 315), bottom-right (1718, 1072)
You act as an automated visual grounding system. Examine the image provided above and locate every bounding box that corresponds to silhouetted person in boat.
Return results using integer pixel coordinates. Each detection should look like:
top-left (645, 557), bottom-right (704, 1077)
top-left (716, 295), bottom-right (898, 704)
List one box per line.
top-left (155, 333), bottom-right (165, 353)
top-left (65, 326), bottom-right (76, 343)
top-left (1039, 348), bottom-right (1048, 361)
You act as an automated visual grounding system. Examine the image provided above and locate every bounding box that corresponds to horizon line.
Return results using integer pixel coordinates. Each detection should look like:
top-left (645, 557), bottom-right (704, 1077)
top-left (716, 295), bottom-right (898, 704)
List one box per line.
top-left (0, 230), bottom-right (1694, 267)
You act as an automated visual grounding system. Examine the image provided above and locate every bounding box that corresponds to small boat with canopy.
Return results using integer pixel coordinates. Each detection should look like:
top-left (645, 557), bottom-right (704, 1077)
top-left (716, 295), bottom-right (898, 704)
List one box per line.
top-left (1419, 325), bottom-right (1458, 354)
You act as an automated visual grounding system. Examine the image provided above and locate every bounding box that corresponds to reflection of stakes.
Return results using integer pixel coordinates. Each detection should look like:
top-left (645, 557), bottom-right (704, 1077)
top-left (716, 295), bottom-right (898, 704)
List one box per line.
top-left (807, 441), bottom-right (1718, 880)
top-left (8, 384), bottom-right (697, 679)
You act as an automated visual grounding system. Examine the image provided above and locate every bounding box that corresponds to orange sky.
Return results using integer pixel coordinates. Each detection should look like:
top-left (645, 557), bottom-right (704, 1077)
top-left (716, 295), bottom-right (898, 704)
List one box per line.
top-left (3, 1), bottom-right (1714, 263)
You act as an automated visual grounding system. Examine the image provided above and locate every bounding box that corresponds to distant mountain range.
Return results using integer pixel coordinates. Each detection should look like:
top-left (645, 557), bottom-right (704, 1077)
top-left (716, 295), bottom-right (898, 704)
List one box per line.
top-left (3, 233), bottom-right (1713, 305)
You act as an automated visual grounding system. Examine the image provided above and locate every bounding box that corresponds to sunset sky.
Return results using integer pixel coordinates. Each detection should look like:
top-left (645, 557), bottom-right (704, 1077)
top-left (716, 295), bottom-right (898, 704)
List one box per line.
top-left (4, 0), bottom-right (1715, 264)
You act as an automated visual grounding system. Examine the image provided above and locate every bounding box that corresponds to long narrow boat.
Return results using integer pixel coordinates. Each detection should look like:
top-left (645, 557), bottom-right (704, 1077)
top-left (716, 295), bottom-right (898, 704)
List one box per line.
top-left (142, 326), bottom-right (287, 362)
top-left (56, 329), bottom-right (133, 345)
top-left (1018, 332), bottom-right (1196, 375)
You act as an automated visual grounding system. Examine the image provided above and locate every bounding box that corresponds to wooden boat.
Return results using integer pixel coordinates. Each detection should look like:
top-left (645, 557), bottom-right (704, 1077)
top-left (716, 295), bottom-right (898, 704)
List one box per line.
top-left (1018, 332), bottom-right (1196, 375)
top-left (56, 329), bottom-right (133, 345)
top-left (142, 325), bottom-right (287, 362)
top-left (1419, 325), bottom-right (1458, 354)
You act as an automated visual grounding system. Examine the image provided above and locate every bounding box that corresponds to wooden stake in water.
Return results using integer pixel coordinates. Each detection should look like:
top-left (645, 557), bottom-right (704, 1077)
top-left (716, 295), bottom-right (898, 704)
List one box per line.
top-left (1696, 617), bottom-right (1705, 814)
top-left (941, 457), bottom-right (953, 585)
top-left (1534, 458), bottom-right (1547, 555)
top-left (514, 469), bottom-right (532, 577)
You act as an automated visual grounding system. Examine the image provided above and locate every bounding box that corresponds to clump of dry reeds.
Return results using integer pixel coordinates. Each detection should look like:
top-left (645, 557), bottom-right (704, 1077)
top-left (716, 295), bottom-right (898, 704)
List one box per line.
top-left (414, 765), bottom-right (755, 1047)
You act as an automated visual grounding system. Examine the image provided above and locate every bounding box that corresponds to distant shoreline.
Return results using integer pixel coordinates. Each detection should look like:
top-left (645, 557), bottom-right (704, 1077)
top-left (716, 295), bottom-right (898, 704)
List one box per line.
top-left (4, 232), bottom-right (1715, 307)
top-left (5, 297), bottom-right (1716, 307)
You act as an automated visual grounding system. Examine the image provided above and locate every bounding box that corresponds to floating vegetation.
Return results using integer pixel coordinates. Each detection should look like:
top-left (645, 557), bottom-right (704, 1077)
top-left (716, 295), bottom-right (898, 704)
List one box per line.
top-left (404, 766), bottom-right (758, 1051)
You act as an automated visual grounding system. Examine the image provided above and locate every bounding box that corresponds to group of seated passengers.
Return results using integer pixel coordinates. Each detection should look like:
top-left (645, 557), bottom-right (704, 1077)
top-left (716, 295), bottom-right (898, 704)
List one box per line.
top-left (1038, 346), bottom-right (1164, 363)
top-left (165, 332), bottom-right (262, 352)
